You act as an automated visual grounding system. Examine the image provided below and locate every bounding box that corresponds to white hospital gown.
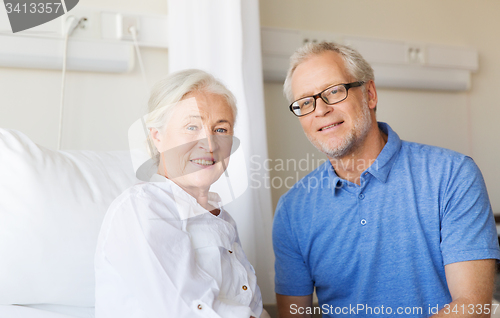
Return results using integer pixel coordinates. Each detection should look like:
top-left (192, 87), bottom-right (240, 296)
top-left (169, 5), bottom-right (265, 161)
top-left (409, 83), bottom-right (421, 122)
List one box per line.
top-left (95, 175), bottom-right (263, 318)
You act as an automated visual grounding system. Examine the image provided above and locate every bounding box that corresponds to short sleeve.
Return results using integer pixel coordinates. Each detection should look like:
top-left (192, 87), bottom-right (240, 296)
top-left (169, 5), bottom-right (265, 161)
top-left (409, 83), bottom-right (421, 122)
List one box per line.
top-left (272, 196), bottom-right (314, 296)
top-left (440, 156), bottom-right (500, 265)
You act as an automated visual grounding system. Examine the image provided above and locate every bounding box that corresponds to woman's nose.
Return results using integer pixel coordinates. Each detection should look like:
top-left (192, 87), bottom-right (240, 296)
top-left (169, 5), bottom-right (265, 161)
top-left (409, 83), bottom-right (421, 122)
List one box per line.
top-left (199, 127), bottom-right (218, 152)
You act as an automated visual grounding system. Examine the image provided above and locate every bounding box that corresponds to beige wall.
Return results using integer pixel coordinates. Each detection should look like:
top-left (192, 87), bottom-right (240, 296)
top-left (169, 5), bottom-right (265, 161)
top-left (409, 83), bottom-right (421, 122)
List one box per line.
top-left (260, 0), bottom-right (500, 213)
top-left (0, 0), bottom-right (169, 151)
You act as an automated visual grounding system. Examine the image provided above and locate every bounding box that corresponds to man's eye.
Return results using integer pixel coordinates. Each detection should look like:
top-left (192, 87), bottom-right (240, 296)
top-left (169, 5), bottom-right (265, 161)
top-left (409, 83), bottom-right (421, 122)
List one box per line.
top-left (328, 88), bottom-right (339, 95)
top-left (215, 128), bottom-right (227, 133)
top-left (302, 100), bottom-right (311, 107)
top-left (187, 125), bottom-right (198, 131)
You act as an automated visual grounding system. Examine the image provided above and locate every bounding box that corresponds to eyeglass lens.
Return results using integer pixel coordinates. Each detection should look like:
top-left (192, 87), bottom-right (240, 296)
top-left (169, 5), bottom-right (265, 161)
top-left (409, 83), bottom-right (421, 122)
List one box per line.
top-left (291, 84), bottom-right (348, 116)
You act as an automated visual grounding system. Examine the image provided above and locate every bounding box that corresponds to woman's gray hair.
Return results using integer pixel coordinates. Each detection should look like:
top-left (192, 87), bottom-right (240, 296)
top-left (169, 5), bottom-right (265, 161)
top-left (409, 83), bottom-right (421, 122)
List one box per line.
top-left (145, 69), bottom-right (237, 163)
top-left (283, 41), bottom-right (375, 103)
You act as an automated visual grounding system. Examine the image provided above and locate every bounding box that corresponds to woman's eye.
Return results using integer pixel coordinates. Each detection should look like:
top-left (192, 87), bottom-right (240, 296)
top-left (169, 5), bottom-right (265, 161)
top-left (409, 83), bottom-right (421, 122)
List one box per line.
top-left (187, 125), bottom-right (198, 131)
top-left (215, 128), bottom-right (227, 133)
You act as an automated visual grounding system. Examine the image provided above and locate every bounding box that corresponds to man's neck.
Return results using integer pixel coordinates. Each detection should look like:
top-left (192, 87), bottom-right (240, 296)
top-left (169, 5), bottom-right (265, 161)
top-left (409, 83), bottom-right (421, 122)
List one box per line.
top-left (329, 127), bottom-right (388, 185)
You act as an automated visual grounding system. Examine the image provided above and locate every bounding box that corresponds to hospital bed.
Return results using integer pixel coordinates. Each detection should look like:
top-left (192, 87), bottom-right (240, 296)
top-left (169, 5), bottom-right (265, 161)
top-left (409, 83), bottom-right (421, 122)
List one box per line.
top-left (0, 128), bottom-right (138, 318)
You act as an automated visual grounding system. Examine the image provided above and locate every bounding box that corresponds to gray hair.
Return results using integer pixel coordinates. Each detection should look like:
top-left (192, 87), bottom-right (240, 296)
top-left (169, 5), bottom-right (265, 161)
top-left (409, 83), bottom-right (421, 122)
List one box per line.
top-left (145, 69), bottom-right (237, 163)
top-left (283, 41), bottom-right (375, 103)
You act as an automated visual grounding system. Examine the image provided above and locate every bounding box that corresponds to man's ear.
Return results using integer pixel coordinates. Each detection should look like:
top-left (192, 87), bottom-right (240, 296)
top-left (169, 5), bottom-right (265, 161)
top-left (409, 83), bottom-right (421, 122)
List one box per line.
top-left (366, 80), bottom-right (378, 111)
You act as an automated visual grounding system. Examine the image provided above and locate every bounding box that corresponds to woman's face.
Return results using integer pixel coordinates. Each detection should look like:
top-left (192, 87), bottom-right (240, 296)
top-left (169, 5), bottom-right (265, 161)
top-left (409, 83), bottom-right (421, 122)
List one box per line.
top-left (152, 91), bottom-right (235, 192)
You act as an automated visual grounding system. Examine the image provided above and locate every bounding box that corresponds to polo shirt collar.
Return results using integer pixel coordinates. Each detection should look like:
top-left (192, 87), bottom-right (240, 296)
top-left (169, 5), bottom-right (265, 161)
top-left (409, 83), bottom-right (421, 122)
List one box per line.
top-left (327, 122), bottom-right (402, 193)
top-left (366, 122), bottom-right (402, 183)
top-left (324, 163), bottom-right (343, 195)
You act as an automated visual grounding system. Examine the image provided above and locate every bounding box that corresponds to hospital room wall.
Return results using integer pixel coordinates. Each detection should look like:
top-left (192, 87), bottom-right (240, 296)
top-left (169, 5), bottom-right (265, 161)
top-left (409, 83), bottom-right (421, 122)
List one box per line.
top-left (260, 0), bottom-right (500, 215)
top-left (0, 0), bottom-right (169, 151)
top-left (1, 0), bottom-right (499, 214)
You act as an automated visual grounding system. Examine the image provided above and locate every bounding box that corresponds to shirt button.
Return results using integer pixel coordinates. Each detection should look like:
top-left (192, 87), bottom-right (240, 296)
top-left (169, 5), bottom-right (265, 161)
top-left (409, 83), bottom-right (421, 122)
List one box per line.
top-left (361, 219), bottom-right (367, 226)
top-left (197, 304), bottom-right (203, 310)
top-left (242, 285), bottom-right (248, 291)
top-left (358, 193), bottom-right (365, 200)
top-left (228, 250), bottom-right (233, 254)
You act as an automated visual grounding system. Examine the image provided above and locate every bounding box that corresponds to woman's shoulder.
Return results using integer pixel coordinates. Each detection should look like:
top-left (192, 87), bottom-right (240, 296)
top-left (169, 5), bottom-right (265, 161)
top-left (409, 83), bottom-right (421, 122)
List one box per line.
top-left (105, 182), bottom-right (182, 224)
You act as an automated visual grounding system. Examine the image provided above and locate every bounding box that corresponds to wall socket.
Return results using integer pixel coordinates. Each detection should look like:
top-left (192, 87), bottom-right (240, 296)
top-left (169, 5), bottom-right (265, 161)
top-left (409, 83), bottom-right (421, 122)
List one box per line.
top-left (120, 15), bottom-right (140, 40)
top-left (60, 7), bottom-right (100, 39)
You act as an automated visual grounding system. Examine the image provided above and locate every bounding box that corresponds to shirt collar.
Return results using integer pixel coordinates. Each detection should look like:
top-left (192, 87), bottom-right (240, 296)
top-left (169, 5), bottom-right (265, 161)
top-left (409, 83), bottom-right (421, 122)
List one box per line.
top-left (328, 122), bottom-right (402, 194)
top-left (149, 174), bottom-right (223, 220)
top-left (366, 122), bottom-right (402, 183)
top-left (323, 163), bottom-right (343, 195)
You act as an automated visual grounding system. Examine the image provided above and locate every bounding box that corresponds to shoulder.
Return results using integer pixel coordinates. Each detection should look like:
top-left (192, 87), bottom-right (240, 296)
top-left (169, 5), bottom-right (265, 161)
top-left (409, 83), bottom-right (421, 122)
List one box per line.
top-left (400, 140), bottom-right (476, 171)
top-left (401, 140), bottom-right (468, 162)
top-left (277, 161), bottom-right (331, 215)
top-left (282, 161), bottom-right (330, 197)
top-left (104, 182), bottom-right (182, 225)
top-left (398, 141), bottom-right (483, 191)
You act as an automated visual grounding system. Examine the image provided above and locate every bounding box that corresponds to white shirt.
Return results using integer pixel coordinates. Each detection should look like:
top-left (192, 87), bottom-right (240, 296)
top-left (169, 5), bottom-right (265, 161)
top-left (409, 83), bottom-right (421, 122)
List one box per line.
top-left (95, 175), bottom-right (263, 318)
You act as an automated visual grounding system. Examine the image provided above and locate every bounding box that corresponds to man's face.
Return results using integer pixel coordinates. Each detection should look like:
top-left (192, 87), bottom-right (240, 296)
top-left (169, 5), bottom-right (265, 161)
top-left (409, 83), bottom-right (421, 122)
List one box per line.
top-left (291, 51), bottom-right (376, 159)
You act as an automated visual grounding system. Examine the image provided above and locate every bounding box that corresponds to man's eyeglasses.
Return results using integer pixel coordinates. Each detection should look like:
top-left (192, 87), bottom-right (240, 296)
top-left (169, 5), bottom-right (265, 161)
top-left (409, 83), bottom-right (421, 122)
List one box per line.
top-left (289, 81), bottom-right (365, 117)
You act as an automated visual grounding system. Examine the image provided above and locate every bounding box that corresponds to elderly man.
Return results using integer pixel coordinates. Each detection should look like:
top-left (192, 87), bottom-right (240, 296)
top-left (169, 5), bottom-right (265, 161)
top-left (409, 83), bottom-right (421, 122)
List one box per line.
top-left (272, 41), bottom-right (500, 318)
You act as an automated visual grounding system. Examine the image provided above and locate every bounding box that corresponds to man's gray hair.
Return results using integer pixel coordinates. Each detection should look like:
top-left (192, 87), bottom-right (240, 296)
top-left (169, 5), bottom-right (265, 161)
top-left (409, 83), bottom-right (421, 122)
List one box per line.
top-left (283, 41), bottom-right (375, 103)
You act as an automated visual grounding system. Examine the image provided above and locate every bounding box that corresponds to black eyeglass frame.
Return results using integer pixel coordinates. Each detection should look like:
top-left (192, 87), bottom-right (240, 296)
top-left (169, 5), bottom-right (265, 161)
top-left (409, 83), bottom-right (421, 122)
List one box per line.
top-left (289, 81), bottom-right (365, 117)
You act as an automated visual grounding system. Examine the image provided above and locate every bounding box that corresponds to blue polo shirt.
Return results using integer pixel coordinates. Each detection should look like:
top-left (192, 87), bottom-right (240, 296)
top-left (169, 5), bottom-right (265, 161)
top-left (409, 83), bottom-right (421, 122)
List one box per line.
top-left (273, 122), bottom-right (500, 317)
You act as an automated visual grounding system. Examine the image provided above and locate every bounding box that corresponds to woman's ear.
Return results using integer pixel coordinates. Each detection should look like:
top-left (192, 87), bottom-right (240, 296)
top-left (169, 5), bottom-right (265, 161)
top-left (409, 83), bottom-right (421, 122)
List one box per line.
top-left (149, 128), bottom-right (164, 153)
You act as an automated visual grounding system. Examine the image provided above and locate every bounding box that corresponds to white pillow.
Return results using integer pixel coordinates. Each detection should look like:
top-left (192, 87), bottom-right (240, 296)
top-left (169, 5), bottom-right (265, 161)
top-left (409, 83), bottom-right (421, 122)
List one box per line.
top-left (0, 129), bottom-right (138, 306)
top-left (0, 305), bottom-right (79, 318)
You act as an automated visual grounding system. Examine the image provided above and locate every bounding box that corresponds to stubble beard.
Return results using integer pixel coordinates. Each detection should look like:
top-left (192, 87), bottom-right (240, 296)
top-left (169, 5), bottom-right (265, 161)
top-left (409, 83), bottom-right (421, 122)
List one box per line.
top-left (305, 98), bottom-right (372, 159)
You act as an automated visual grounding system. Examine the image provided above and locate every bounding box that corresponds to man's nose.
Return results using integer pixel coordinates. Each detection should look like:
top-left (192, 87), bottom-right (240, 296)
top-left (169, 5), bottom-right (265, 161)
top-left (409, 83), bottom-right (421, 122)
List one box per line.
top-left (314, 96), bottom-right (332, 116)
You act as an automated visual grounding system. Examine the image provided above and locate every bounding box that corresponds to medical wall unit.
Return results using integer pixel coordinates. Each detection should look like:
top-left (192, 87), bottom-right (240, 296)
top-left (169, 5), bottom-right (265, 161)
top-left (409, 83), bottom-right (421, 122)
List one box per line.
top-left (0, 6), bottom-right (168, 73)
top-left (261, 27), bottom-right (478, 91)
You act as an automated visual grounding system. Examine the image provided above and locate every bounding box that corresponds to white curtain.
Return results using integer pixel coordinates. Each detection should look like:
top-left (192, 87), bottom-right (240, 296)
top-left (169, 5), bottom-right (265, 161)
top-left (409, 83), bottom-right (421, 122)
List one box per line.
top-left (167, 0), bottom-right (275, 304)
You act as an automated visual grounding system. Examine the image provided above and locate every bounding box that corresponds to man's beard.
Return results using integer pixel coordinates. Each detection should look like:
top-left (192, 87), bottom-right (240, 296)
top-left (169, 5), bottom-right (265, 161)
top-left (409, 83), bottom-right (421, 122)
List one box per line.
top-left (305, 98), bottom-right (372, 159)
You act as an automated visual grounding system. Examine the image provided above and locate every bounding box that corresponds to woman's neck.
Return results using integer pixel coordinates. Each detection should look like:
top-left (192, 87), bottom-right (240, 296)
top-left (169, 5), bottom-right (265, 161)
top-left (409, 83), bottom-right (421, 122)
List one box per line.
top-left (157, 170), bottom-right (220, 216)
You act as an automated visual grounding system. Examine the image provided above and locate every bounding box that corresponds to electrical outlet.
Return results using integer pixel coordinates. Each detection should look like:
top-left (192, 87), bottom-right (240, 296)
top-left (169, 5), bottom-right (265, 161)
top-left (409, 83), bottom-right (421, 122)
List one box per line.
top-left (60, 7), bottom-right (100, 39)
top-left (301, 31), bottom-right (342, 46)
top-left (407, 45), bottom-right (426, 64)
top-left (120, 15), bottom-right (140, 40)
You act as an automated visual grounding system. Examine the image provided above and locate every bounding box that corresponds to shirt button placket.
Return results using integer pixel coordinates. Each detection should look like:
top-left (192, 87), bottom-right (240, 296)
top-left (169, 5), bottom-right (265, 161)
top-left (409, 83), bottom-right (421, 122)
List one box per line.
top-left (358, 191), bottom-right (367, 227)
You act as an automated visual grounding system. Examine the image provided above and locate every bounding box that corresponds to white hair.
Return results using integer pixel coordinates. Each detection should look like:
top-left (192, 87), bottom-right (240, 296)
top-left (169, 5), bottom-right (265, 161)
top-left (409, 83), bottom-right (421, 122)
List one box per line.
top-left (283, 41), bottom-right (375, 103)
top-left (145, 69), bottom-right (237, 163)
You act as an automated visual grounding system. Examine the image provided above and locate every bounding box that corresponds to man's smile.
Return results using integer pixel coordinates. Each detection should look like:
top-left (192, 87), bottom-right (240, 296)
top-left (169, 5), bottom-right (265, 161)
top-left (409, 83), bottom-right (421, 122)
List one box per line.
top-left (319, 121), bottom-right (344, 131)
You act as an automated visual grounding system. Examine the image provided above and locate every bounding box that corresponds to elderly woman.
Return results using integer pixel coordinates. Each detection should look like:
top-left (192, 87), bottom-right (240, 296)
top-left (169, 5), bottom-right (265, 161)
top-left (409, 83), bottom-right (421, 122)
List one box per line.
top-left (95, 69), bottom-right (263, 318)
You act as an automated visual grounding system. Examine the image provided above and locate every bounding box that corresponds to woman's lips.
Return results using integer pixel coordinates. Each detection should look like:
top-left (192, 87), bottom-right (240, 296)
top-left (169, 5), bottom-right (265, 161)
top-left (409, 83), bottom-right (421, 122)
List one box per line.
top-left (190, 158), bottom-right (215, 166)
